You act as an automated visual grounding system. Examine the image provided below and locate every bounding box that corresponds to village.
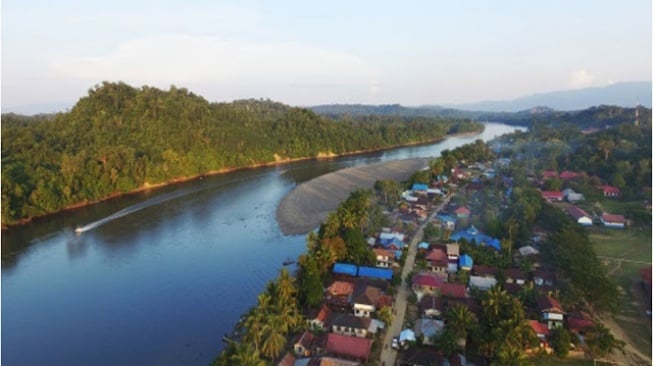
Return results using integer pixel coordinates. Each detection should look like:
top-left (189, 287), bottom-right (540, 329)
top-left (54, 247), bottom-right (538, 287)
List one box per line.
top-left (271, 149), bottom-right (651, 366)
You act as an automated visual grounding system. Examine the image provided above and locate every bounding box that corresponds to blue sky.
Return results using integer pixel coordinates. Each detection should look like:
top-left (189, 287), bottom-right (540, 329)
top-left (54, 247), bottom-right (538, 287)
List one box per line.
top-left (2, 0), bottom-right (651, 112)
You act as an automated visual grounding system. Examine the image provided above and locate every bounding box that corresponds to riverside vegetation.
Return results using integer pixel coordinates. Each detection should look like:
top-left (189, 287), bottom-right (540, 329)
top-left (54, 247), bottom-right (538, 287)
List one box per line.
top-left (1, 82), bottom-right (481, 226)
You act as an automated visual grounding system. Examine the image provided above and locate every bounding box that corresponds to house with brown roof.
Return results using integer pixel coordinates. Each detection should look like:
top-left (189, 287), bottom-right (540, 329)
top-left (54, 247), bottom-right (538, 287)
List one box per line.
top-left (534, 269), bottom-right (556, 287)
top-left (325, 280), bottom-right (355, 310)
top-left (504, 268), bottom-right (527, 285)
top-left (537, 295), bottom-right (566, 329)
top-left (601, 212), bottom-right (627, 229)
top-left (565, 205), bottom-right (593, 226)
top-left (325, 333), bottom-right (372, 363)
top-left (352, 285), bottom-right (383, 318)
top-left (411, 272), bottom-right (444, 298)
top-left (439, 282), bottom-right (467, 299)
top-left (330, 313), bottom-right (372, 338)
top-left (472, 264), bottom-right (498, 279)
top-left (277, 352), bottom-right (296, 366)
top-left (373, 248), bottom-right (396, 268)
top-left (309, 304), bottom-right (333, 331)
top-left (425, 248), bottom-right (448, 273)
top-left (294, 330), bottom-right (323, 357)
top-left (419, 294), bottom-right (446, 319)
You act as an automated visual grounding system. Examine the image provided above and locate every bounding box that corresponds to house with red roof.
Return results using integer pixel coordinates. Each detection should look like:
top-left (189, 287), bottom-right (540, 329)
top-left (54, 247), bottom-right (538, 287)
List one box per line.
top-left (411, 272), bottom-right (444, 297)
top-left (541, 170), bottom-right (558, 180)
top-left (325, 280), bottom-right (355, 310)
top-left (600, 212), bottom-right (627, 229)
top-left (559, 170), bottom-right (584, 180)
top-left (454, 206), bottom-right (471, 219)
top-left (277, 352), bottom-right (296, 366)
top-left (566, 311), bottom-right (594, 335)
top-left (537, 295), bottom-right (566, 329)
top-left (599, 185), bottom-right (621, 197)
top-left (541, 190), bottom-right (564, 202)
top-left (528, 320), bottom-right (551, 350)
top-left (439, 282), bottom-right (467, 299)
top-left (325, 333), bottom-right (372, 363)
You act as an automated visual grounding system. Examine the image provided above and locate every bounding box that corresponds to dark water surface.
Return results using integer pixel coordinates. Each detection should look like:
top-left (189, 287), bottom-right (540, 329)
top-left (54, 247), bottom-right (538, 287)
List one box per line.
top-left (1, 123), bottom-right (521, 366)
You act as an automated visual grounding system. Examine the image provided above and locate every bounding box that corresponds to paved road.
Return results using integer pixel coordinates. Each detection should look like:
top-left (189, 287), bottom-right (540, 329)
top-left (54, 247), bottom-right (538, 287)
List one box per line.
top-left (379, 195), bottom-right (451, 366)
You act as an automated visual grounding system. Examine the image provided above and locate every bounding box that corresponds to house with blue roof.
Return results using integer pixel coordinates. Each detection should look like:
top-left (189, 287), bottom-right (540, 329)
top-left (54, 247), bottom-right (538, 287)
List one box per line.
top-left (450, 226), bottom-right (501, 251)
top-left (380, 237), bottom-right (405, 250)
top-left (333, 263), bottom-right (358, 277)
top-left (412, 183), bottom-right (429, 193)
top-left (459, 254), bottom-right (473, 270)
top-left (417, 242), bottom-right (430, 251)
top-left (358, 266), bottom-right (393, 281)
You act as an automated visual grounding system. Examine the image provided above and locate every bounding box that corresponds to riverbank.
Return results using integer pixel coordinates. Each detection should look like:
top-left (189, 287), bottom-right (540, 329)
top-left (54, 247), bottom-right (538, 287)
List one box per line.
top-left (3, 128), bottom-right (483, 230)
top-left (276, 158), bottom-right (430, 235)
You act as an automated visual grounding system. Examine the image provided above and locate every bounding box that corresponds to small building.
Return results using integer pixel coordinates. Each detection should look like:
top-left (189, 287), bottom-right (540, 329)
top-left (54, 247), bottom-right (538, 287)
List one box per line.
top-left (565, 205), bottom-right (593, 226)
top-left (294, 331), bottom-right (318, 357)
top-left (309, 305), bottom-right (333, 330)
top-left (412, 183), bottom-right (429, 193)
top-left (277, 352), bottom-right (296, 366)
top-left (417, 242), bottom-right (430, 251)
top-left (419, 294), bottom-right (446, 318)
top-left (352, 285), bottom-right (382, 318)
top-left (373, 248), bottom-right (396, 268)
top-left (529, 320), bottom-right (550, 346)
top-left (357, 266), bottom-right (393, 281)
top-left (559, 170), bottom-right (584, 180)
top-left (562, 188), bottom-right (584, 203)
top-left (450, 226), bottom-right (501, 251)
top-left (518, 245), bottom-right (539, 257)
top-left (537, 295), bottom-right (566, 330)
top-left (541, 170), bottom-right (558, 180)
top-left (601, 213), bottom-right (627, 229)
top-left (426, 248), bottom-right (449, 273)
top-left (331, 313), bottom-right (371, 338)
top-left (325, 333), bottom-right (372, 363)
top-left (459, 254), bottom-right (473, 271)
top-left (414, 318), bottom-right (445, 345)
top-left (469, 276), bottom-right (497, 291)
top-left (333, 263), bottom-right (358, 277)
top-left (600, 185), bottom-right (621, 197)
top-left (325, 280), bottom-right (355, 310)
top-left (455, 206), bottom-right (471, 219)
top-left (534, 269), bottom-right (556, 287)
top-left (504, 268), bottom-right (526, 285)
top-left (567, 311), bottom-right (594, 335)
top-left (541, 190), bottom-right (564, 202)
top-left (412, 272), bottom-right (444, 297)
top-left (440, 282), bottom-right (467, 299)
top-left (472, 264), bottom-right (497, 279)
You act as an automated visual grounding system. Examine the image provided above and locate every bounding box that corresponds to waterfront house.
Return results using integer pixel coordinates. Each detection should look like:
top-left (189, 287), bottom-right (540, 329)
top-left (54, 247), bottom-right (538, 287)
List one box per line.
top-left (325, 333), bottom-right (372, 363)
top-left (537, 295), bottom-right (566, 329)
top-left (601, 213), bottom-right (627, 229)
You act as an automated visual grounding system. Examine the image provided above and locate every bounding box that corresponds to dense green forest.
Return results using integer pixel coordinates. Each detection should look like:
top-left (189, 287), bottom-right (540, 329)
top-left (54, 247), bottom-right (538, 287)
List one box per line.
top-left (312, 103), bottom-right (650, 128)
top-left (1, 82), bottom-right (481, 226)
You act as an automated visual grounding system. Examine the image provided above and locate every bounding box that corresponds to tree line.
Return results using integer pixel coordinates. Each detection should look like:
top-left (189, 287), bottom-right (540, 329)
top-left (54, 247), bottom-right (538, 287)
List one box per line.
top-left (1, 81), bottom-right (482, 226)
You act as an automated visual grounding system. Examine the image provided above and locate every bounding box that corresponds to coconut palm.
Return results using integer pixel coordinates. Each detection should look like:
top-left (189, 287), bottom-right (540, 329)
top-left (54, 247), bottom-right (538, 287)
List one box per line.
top-left (260, 314), bottom-right (288, 360)
top-left (231, 342), bottom-right (267, 366)
top-left (445, 304), bottom-right (477, 347)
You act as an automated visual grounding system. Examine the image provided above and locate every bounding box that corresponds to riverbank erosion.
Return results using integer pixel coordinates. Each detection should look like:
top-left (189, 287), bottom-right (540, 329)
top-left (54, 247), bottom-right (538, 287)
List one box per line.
top-left (276, 158), bottom-right (429, 235)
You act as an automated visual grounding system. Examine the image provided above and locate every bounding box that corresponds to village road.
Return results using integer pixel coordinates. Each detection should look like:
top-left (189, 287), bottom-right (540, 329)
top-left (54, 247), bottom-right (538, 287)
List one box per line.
top-left (379, 195), bottom-right (451, 366)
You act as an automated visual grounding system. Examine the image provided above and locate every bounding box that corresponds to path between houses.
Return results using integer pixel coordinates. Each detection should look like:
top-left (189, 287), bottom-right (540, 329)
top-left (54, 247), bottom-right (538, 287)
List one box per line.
top-left (379, 195), bottom-right (451, 366)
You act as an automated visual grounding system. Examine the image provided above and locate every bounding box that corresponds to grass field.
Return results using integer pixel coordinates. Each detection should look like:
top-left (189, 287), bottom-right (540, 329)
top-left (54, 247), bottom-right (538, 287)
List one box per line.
top-left (588, 225), bottom-right (652, 358)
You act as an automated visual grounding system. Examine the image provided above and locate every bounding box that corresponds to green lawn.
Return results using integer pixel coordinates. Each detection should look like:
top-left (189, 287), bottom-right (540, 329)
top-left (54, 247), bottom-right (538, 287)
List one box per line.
top-left (588, 226), bottom-right (652, 358)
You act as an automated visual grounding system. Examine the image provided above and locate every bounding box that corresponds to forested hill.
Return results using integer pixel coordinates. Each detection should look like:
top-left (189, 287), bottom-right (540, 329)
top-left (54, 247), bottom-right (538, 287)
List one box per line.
top-left (312, 104), bottom-right (650, 128)
top-left (1, 82), bottom-right (481, 226)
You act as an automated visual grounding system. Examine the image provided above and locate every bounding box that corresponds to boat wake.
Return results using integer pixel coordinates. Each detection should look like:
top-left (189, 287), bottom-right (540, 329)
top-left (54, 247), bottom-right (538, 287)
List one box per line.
top-left (74, 190), bottom-right (189, 234)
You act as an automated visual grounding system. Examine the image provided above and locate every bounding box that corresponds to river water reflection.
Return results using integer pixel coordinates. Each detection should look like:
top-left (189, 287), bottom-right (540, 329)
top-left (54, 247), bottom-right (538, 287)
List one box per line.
top-left (1, 123), bottom-right (521, 366)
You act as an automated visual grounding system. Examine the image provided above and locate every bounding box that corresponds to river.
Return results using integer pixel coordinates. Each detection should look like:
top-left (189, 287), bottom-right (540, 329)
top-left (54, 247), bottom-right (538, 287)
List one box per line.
top-left (1, 122), bottom-right (522, 366)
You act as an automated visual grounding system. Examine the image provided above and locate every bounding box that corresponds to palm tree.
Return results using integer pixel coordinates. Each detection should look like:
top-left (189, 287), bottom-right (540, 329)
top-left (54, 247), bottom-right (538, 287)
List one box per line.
top-left (275, 268), bottom-right (297, 307)
top-left (231, 342), bottom-right (267, 366)
top-left (261, 314), bottom-right (288, 359)
top-left (482, 286), bottom-right (508, 321)
top-left (445, 304), bottom-right (476, 348)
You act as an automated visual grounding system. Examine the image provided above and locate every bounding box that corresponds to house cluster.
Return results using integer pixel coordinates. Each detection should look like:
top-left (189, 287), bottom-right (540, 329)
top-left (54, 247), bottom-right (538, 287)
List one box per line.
top-left (398, 183), bottom-right (447, 224)
top-left (537, 170), bottom-right (627, 229)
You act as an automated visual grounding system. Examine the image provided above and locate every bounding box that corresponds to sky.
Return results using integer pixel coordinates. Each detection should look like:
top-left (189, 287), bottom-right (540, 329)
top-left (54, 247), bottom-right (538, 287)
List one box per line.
top-left (2, 0), bottom-right (651, 113)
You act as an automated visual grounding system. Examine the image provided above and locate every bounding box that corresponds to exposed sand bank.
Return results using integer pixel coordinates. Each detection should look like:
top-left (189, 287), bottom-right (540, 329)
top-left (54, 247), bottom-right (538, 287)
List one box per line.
top-left (276, 158), bottom-right (429, 235)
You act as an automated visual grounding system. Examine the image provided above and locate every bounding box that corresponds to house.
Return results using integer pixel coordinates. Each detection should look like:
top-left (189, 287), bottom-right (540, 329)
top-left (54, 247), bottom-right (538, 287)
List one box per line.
top-left (373, 248), bottom-right (396, 268)
top-left (414, 318), bottom-right (445, 345)
top-left (534, 269), bottom-right (556, 287)
top-left (333, 263), bottom-right (358, 277)
top-left (446, 243), bottom-right (460, 272)
top-left (325, 280), bottom-right (355, 309)
top-left (541, 170), bottom-right (558, 180)
top-left (277, 352), bottom-right (296, 366)
top-left (309, 305), bottom-right (333, 330)
top-left (562, 188), bottom-right (584, 203)
top-left (440, 283), bottom-right (467, 299)
top-left (357, 266), bottom-right (393, 281)
top-left (600, 185), bottom-right (621, 197)
top-left (518, 245), bottom-right (539, 257)
top-left (412, 272), bottom-right (444, 298)
top-left (559, 170), bottom-right (584, 180)
top-left (399, 328), bottom-right (417, 344)
top-left (459, 254), bottom-right (473, 271)
top-left (450, 226), bottom-right (501, 251)
top-left (331, 313), bottom-right (371, 338)
top-left (529, 320), bottom-right (550, 348)
top-left (417, 242), bottom-right (430, 251)
top-left (419, 295), bottom-right (446, 318)
top-left (380, 237), bottom-right (405, 250)
top-left (469, 276), bottom-right (497, 291)
top-left (401, 348), bottom-right (440, 366)
top-left (314, 357), bottom-right (360, 366)
top-left (454, 206), bottom-right (471, 219)
top-left (504, 268), bottom-right (527, 285)
top-left (540, 190), bottom-right (564, 202)
top-left (472, 264), bottom-right (497, 279)
top-left (426, 248), bottom-right (449, 273)
top-left (439, 214), bottom-right (456, 230)
top-left (567, 311), bottom-right (594, 335)
top-left (294, 331), bottom-right (318, 357)
top-left (412, 183), bottom-right (429, 193)
top-left (601, 213), bottom-right (627, 229)
top-left (565, 205), bottom-right (593, 226)
top-left (352, 285), bottom-right (382, 318)
top-left (325, 333), bottom-right (372, 363)
top-left (537, 295), bottom-right (566, 329)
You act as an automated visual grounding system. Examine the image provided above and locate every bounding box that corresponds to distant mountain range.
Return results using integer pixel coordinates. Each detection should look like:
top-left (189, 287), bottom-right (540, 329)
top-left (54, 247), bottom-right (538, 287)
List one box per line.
top-left (440, 81), bottom-right (651, 112)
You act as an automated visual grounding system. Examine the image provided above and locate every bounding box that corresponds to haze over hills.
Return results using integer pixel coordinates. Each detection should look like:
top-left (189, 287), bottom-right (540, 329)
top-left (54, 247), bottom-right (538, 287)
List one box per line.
top-left (440, 81), bottom-right (652, 112)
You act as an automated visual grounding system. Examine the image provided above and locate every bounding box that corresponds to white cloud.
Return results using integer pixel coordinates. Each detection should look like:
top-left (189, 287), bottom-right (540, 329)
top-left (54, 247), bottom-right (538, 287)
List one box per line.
top-left (51, 35), bottom-right (375, 92)
top-left (569, 69), bottom-right (596, 89)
